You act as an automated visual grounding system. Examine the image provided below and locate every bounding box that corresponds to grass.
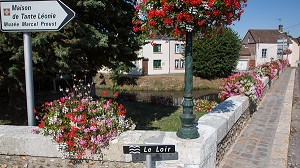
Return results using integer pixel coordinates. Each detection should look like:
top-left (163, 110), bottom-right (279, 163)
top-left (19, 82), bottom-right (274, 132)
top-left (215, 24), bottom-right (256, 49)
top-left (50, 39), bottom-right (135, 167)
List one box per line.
top-left (0, 88), bottom-right (209, 131)
top-left (122, 101), bottom-right (206, 131)
top-left (0, 100), bottom-right (206, 132)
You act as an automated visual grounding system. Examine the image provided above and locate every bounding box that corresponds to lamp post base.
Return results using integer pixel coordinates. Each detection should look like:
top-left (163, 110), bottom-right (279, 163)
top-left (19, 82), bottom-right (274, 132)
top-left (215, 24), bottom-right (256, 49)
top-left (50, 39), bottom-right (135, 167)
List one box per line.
top-left (177, 126), bottom-right (199, 139)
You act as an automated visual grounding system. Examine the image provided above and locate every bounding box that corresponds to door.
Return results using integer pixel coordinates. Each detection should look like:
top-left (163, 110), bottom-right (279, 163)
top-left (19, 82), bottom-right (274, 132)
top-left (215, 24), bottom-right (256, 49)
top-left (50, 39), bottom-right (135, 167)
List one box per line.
top-left (142, 59), bottom-right (148, 75)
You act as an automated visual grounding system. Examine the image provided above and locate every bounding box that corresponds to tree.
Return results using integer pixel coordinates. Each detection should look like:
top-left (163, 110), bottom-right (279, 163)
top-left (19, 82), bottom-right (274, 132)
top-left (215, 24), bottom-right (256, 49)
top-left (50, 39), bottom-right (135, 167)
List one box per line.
top-left (0, 0), bottom-right (141, 123)
top-left (192, 28), bottom-right (241, 79)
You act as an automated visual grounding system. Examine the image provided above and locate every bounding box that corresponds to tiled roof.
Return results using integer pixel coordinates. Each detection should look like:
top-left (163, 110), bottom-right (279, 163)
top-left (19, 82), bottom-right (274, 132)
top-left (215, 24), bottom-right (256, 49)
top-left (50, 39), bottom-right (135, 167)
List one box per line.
top-left (247, 29), bottom-right (292, 44)
top-left (239, 45), bottom-right (251, 56)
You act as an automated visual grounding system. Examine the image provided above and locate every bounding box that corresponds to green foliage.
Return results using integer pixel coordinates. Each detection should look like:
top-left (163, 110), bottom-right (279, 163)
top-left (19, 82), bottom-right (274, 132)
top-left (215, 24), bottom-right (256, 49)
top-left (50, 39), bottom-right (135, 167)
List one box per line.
top-left (0, 0), bottom-right (141, 119)
top-left (0, 0), bottom-right (141, 89)
top-left (192, 28), bottom-right (241, 79)
top-left (0, 5), bottom-right (140, 87)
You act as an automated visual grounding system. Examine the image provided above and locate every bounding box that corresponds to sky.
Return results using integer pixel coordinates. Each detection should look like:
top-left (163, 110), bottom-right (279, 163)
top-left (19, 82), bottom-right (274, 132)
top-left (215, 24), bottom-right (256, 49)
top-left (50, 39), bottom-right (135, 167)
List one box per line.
top-left (230, 0), bottom-right (300, 39)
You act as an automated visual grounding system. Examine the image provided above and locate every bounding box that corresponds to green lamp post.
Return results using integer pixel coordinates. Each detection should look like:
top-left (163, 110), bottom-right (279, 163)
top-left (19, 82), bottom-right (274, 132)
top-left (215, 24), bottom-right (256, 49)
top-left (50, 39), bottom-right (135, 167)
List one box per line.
top-left (132, 0), bottom-right (247, 140)
top-left (176, 31), bottom-right (199, 139)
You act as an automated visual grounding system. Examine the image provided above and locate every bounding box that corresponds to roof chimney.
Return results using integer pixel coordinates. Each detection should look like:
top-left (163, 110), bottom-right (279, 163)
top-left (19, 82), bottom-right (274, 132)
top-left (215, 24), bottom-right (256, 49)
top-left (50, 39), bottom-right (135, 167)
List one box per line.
top-left (278, 24), bottom-right (283, 33)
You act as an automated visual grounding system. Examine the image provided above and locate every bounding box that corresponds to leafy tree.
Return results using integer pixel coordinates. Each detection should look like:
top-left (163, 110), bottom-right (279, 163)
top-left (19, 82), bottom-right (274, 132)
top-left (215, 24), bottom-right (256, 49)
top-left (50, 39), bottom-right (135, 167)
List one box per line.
top-left (192, 28), bottom-right (241, 79)
top-left (0, 0), bottom-right (141, 123)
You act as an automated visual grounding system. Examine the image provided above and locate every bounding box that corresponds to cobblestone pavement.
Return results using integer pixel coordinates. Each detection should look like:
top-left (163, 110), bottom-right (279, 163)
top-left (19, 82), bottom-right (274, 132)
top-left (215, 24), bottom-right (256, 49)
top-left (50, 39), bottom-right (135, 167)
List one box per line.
top-left (220, 68), bottom-right (295, 168)
top-left (0, 155), bottom-right (146, 168)
top-left (288, 67), bottom-right (300, 168)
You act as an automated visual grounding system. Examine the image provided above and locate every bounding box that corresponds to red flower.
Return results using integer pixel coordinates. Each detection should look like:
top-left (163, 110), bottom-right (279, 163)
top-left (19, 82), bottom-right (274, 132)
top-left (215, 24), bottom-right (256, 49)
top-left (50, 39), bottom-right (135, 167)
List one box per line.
top-left (150, 40), bottom-right (156, 46)
top-left (118, 110), bottom-right (126, 116)
top-left (197, 20), bottom-right (205, 27)
top-left (102, 91), bottom-right (107, 97)
top-left (234, 1), bottom-right (241, 9)
top-left (163, 19), bottom-right (173, 26)
top-left (113, 92), bottom-right (118, 98)
top-left (147, 10), bottom-right (156, 19)
top-left (118, 104), bottom-right (124, 110)
top-left (60, 97), bottom-right (65, 103)
top-left (133, 26), bottom-right (139, 32)
top-left (38, 122), bottom-right (44, 128)
top-left (148, 20), bottom-right (157, 27)
top-left (221, 96), bottom-right (225, 101)
top-left (135, 4), bottom-right (140, 10)
top-left (80, 120), bottom-right (86, 125)
top-left (66, 112), bottom-right (73, 119)
top-left (212, 10), bottom-right (220, 17)
top-left (66, 140), bottom-right (75, 147)
top-left (173, 27), bottom-right (180, 36)
top-left (44, 102), bottom-right (52, 106)
top-left (68, 131), bottom-right (76, 138)
top-left (33, 109), bottom-right (37, 113)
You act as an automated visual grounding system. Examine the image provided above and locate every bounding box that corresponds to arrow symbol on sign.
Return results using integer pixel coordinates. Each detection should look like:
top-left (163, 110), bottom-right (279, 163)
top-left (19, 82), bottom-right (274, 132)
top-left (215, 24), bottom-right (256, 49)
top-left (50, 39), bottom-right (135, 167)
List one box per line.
top-left (56, 0), bottom-right (75, 30)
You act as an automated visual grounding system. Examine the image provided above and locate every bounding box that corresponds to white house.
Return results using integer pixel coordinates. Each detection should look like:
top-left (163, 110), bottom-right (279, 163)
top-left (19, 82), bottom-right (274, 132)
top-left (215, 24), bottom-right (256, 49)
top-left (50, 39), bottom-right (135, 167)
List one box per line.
top-left (291, 37), bottom-right (300, 67)
top-left (129, 38), bottom-right (185, 75)
top-left (238, 25), bottom-right (298, 70)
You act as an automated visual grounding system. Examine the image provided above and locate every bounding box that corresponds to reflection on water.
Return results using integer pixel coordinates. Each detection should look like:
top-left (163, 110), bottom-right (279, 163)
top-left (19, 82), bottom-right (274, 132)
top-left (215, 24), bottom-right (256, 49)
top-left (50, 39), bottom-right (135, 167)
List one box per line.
top-left (96, 89), bottom-right (221, 103)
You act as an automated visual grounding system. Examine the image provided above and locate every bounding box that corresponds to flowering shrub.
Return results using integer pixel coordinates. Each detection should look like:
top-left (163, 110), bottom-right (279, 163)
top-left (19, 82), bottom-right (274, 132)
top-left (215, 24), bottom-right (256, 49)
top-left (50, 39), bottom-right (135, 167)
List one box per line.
top-left (270, 60), bottom-right (282, 71)
top-left (34, 89), bottom-right (135, 159)
top-left (277, 58), bottom-right (290, 68)
top-left (194, 99), bottom-right (218, 113)
top-left (132, 0), bottom-right (247, 38)
top-left (219, 72), bottom-right (263, 101)
top-left (254, 63), bottom-right (276, 79)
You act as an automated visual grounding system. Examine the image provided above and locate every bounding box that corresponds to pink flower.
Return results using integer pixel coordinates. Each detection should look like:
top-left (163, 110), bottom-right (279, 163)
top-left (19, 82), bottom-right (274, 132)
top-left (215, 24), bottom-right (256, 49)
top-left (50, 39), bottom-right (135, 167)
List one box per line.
top-left (104, 100), bottom-right (110, 110)
top-left (79, 139), bottom-right (87, 145)
top-left (90, 126), bottom-right (97, 131)
top-left (84, 128), bottom-right (90, 133)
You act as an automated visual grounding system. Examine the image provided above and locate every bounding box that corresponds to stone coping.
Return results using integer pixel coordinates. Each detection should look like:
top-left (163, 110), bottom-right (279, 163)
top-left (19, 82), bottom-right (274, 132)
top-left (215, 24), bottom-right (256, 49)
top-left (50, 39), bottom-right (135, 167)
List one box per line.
top-left (0, 71), bottom-right (282, 168)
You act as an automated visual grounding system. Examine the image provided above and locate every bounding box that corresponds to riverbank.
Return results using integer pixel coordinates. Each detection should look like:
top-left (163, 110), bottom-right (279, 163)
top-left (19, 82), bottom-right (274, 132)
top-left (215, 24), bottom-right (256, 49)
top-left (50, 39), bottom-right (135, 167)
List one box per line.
top-left (93, 73), bottom-right (225, 91)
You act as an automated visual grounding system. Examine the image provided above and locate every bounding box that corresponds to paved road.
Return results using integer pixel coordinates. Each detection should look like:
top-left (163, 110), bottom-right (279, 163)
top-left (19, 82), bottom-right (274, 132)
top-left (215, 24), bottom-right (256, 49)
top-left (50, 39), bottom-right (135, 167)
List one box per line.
top-left (288, 67), bottom-right (300, 168)
top-left (220, 68), bottom-right (295, 168)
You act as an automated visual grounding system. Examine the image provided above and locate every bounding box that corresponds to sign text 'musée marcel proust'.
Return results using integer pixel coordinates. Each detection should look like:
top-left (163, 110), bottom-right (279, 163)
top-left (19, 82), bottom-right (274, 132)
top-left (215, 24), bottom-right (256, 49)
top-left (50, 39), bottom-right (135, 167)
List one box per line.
top-left (0, 0), bottom-right (75, 32)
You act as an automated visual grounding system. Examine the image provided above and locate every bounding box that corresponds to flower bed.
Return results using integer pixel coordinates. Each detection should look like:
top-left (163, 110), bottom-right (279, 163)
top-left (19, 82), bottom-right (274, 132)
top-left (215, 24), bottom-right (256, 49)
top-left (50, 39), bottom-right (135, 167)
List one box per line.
top-left (194, 99), bottom-right (218, 113)
top-left (219, 59), bottom-right (289, 102)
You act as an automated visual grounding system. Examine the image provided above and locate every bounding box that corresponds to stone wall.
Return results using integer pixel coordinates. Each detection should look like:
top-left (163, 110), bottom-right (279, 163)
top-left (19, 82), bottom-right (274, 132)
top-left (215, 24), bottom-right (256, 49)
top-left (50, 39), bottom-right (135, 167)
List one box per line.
top-left (0, 69), bottom-right (284, 168)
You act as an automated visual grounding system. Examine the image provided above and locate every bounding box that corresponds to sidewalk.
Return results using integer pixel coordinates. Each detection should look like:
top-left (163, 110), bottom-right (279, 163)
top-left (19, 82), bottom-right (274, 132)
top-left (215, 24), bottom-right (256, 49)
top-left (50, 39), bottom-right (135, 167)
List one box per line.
top-left (220, 68), bottom-right (295, 168)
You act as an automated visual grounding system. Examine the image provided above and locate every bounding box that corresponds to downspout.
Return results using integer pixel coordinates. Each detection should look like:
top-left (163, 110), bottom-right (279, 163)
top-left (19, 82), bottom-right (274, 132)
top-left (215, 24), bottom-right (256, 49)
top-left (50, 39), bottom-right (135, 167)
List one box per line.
top-left (169, 39), bottom-right (171, 74)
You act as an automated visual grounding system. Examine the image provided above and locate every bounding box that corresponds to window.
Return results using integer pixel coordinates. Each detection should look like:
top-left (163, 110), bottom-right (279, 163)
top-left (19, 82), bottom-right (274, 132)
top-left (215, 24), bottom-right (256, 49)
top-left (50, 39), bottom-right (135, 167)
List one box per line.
top-left (262, 49), bottom-right (267, 58)
top-left (277, 48), bottom-right (283, 56)
top-left (153, 60), bottom-right (162, 69)
top-left (175, 59), bottom-right (184, 69)
top-left (175, 44), bottom-right (185, 54)
top-left (153, 44), bottom-right (161, 53)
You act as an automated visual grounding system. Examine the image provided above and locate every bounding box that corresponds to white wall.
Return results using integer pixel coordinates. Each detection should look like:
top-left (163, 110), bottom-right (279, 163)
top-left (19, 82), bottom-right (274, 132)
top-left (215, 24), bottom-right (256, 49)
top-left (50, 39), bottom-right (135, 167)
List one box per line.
top-left (141, 39), bottom-right (170, 75)
top-left (289, 40), bottom-right (299, 67)
top-left (169, 40), bottom-right (185, 74)
top-left (255, 43), bottom-right (278, 66)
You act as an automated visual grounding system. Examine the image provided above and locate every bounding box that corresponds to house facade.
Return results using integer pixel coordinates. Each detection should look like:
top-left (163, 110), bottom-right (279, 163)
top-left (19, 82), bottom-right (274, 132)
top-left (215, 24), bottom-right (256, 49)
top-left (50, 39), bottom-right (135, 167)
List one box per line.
top-left (129, 39), bottom-right (185, 75)
top-left (237, 25), bottom-right (299, 70)
top-left (292, 37), bottom-right (300, 66)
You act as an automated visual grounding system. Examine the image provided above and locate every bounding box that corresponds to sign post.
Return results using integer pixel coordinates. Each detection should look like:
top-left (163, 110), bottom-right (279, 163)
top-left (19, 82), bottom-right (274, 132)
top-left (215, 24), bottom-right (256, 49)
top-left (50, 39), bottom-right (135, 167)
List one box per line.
top-left (123, 144), bottom-right (175, 168)
top-left (0, 0), bottom-right (75, 126)
top-left (23, 32), bottom-right (35, 126)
